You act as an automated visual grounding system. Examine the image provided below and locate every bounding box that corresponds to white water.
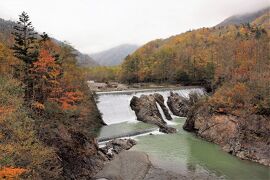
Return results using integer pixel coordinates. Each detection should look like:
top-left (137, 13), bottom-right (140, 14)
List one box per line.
top-left (96, 87), bottom-right (205, 125)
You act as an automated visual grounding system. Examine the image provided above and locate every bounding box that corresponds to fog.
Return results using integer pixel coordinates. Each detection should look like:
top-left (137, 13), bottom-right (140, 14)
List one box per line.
top-left (0, 0), bottom-right (268, 53)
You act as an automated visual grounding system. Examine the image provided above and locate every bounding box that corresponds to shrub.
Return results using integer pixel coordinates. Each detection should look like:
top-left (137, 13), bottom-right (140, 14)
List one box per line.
top-left (208, 82), bottom-right (252, 114)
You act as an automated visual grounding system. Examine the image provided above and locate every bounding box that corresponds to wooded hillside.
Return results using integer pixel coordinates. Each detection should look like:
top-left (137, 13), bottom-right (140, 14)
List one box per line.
top-left (119, 10), bottom-right (270, 116)
top-left (0, 12), bottom-right (103, 179)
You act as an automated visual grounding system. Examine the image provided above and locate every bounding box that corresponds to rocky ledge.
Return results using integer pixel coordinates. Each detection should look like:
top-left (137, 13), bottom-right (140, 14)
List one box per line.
top-left (167, 91), bottom-right (201, 117)
top-left (99, 139), bottom-right (137, 160)
top-left (183, 105), bottom-right (270, 166)
top-left (130, 93), bottom-right (176, 133)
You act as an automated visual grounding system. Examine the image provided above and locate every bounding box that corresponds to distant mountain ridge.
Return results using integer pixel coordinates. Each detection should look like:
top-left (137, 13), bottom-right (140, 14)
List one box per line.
top-left (216, 7), bottom-right (270, 27)
top-left (0, 17), bottom-right (98, 67)
top-left (90, 44), bottom-right (139, 66)
top-left (74, 51), bottom-right (99, 67)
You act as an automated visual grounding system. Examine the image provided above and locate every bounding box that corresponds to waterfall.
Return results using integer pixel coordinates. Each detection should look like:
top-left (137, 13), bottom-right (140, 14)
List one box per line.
top-left (96, 87), bottom-right (205, 125)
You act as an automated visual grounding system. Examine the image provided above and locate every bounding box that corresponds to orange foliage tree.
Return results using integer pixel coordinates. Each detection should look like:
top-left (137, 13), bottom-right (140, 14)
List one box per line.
top-left (30, 49), bottom-right (62, 108)
top-left (0, 167), bottom-right (27, 179)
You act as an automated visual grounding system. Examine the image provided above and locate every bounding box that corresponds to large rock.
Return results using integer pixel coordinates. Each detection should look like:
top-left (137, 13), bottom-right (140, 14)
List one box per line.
top-left (159, 126), bottom-right (177, 134)
top-left (94, 151), bottom-right (220, 180)
top-left (94, 151), bottom-right (187, 180)
top-left (130, 95), bottom-right (165, 127)
top-left (167, 92), bottom-right (190, 117)
top-left (183, 105), bottom-right (270, 166)
top-left (100, 139), bottom-right (137, 156)
top-left (167, 92), bottom-right (202, 117)
top-left (130, 94), bottom-right (176, 133)
top-left (153, 93), bottom-right (172, 120)
top-left (94, 151), bottom-right (151, 180)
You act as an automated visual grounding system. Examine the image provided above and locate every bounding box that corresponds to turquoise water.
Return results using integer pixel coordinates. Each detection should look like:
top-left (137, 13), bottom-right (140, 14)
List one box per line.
top-left (98, 118), bottom-right (270, 180)
top-left (132, 118), bottom-right (270, 180)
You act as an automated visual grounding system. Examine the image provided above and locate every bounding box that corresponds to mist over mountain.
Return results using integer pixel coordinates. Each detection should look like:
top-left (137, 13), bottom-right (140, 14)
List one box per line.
top-left (74, 51), bottom-right (99, 67)
top-left (0, 17), bottom-right (98, 67)
top-left (90, 44), bottom-right (139, 66)
top-left (217, 7), bottom-right (270, 27)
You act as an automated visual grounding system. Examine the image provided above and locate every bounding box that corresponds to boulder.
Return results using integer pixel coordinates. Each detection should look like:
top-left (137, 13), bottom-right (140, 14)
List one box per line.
top-left (153, 93), bottom-right (172, 120)
top-left (167, 92), bottom-right (189, 117)
top-left (159, 126), bottom-right (177, 134)
top-left (100, 138), bottom-right (137, 157)
top-left (130, 95), bottom-right (166, 127)
top-left (130, 94), bottom-right (176, 134)
top-left (167, 92), bottom-right (202, 117)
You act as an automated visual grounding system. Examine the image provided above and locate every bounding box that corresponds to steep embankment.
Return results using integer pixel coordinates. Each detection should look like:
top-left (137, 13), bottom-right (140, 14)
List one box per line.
top-left (184, 104), bottom-right (270, 166)
top-left (0, 15), bottom-right (105, 179)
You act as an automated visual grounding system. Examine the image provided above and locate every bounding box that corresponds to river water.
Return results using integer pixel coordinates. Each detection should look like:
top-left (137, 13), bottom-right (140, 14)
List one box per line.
top-left (96, 87), bottom-right (270, 180)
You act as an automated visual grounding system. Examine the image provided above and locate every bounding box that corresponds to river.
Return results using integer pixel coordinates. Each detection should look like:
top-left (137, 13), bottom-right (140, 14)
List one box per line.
top-left (96, 87), bottom-right (270, 180)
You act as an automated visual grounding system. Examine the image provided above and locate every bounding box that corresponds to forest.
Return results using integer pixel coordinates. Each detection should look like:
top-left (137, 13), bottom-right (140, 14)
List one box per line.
top-left (0, 12), bottom-right (103, 178)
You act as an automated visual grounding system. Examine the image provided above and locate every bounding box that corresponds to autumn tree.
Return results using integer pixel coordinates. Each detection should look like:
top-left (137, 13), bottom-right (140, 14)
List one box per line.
top-left (30, 49), bottom-right (62, 110)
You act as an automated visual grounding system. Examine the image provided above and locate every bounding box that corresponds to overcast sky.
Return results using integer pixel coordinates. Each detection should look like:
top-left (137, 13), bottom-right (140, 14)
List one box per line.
top-left (0, 0), bottom-right (269, 53)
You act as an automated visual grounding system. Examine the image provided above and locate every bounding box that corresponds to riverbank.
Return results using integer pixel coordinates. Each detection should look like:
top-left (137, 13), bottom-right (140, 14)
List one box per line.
top-left (184, 104), bottom-right (270, 167)
top-left (94, 87), bottom-right (270, 179)
top-left (95, 117), bottom-right (270, 180)
top-left (95, 150), bottom-right (220, 180)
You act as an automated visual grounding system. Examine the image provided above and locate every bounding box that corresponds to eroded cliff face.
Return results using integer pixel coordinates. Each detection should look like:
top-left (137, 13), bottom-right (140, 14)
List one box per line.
top-left (184, 105), bottom-right (270, 166)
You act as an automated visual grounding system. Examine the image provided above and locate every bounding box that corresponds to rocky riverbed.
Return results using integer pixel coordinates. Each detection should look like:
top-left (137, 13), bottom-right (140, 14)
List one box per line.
top-left (94, 87), bottom-right (270, 180)
top-left (129, 91), bottom-right (270, 166)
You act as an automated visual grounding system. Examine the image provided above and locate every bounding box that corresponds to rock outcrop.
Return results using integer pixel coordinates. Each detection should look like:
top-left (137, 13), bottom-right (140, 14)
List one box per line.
top-left (167, 92), bottom-right (189, 117)
top-left (46, 128), bottom-right (106, 179)
top-left (183, 105), bottom-right (270, 166)
top-left (100, 139), bottom-right (137, 159)
top-left (130, 95), bottom-right (165, 127)
top-left (159, 126), bottom-right (177, 133)
top-left (130, 94), bottom-right (176, 133)
top-left (153, 93), bottom-right (172, 120)
top-left (95, 151), bottom-right (221, 180)
top-left (95, 151), bottom-right (188, 180)
top-left (167, 92), bottom-right (201, 117)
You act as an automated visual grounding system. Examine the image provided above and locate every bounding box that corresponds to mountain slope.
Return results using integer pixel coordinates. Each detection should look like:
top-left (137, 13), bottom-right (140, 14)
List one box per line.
top-left (252, 9), bottom-right (270, 33)
top-left (217, 7), bottom-right (270, 27)
top-left (0, 18), bottom-right (98, 67)
top-left (120, 7), bottom-right (270, 84)
top-left (91, 44), bottom-right (139, 66)
top-left (74, 50), bottom-right (99, 67)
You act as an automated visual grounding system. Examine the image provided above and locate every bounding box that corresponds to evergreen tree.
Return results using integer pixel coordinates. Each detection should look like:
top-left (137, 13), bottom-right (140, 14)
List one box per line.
top-left (12, 12), bottom-right (38, 101)
top-left (12, 12), bottom-right (37, 64)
